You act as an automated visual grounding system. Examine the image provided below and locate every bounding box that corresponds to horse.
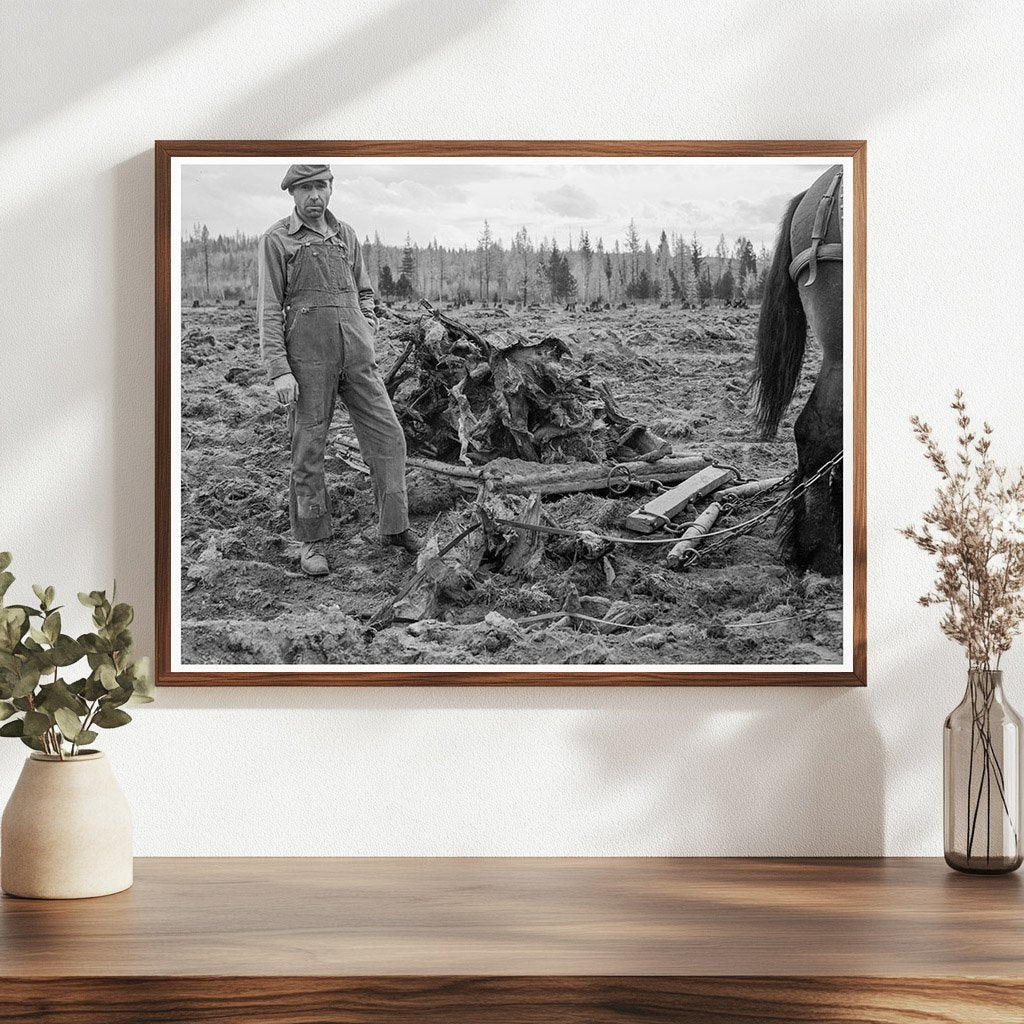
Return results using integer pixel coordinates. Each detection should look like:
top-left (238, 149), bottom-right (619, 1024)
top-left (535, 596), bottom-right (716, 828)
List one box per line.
top-left (752, 164), bottom-right (844, 576)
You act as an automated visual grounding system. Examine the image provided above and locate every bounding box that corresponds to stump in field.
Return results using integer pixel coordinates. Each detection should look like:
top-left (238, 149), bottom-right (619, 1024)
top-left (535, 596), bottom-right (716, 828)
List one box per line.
top-left (384, 301), bottom-right (667, 467)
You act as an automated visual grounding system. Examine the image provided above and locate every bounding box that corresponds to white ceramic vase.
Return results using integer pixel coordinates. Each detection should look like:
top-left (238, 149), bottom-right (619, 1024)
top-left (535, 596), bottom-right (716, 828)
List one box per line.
top-left (1, 750), bottom-right (133, 899)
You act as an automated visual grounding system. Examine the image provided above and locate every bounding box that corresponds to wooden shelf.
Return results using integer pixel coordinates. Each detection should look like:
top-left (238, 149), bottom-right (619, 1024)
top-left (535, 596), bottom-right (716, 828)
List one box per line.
top-left (2, 857), bottom-right (1022, 1022)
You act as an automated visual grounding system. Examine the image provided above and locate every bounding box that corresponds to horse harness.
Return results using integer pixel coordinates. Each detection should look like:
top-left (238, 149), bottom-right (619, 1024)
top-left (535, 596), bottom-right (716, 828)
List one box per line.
top-left (788, 168), bottom-right (843, 287)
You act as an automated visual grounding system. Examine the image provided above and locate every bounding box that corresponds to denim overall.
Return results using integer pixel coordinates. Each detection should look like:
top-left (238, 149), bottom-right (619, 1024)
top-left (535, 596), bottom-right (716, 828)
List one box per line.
top-left (283, 234), bottom-right (409, 542)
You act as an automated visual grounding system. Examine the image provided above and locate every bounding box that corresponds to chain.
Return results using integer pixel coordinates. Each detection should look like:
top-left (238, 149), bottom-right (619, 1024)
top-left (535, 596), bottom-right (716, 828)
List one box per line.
top-left (685, 451), bottom-right (843, 565)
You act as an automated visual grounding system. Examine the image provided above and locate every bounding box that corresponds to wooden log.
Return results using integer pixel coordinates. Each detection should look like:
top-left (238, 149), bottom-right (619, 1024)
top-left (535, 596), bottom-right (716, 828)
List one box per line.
top-left (666, 502), bottom-right (722, 569)
top-left (716, 477), bottom-right (784, 503)
top-left (460, 458), bottom-right (710, 496)
top-left (337, 438), bottom-right (709, 497)
top-left (625, 466), bottom-right (734, 534)
top-left (501, 494), bottom-right (545, 574)
top-left (480, 455), bottom-right (710, 495)
top-left (383, 334), bottom-right (419, 392)
top-left (335, 438), bottom-right (485, 482)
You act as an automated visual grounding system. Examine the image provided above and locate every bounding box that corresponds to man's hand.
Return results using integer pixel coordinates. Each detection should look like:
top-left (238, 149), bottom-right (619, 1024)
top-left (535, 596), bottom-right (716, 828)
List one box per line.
top-left (273, 372), bottom-right (299, 405)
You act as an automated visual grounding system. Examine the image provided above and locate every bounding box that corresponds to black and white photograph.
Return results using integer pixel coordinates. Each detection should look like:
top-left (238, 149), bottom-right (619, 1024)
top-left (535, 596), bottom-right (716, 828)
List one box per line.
top-left (163, 147), bottom-right (859, 681)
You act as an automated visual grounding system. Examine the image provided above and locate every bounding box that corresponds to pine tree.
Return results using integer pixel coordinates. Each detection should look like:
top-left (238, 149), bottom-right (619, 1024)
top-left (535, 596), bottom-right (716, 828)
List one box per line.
top-left (673, 234), bottom-right (696, 305)
top-left (513, 226), bottom-right (533, 306)
top-left (536, 239), bottom-right (550, 301)
top-left (547, 241), bottom-right (577, 302)
top-left (744, 269), bottom-right (760, 302)
top-left (656, 231), bottom-right (672, 303)
top-left (372, 231), bottom-right (383, 280)
top-left (625, 219), bottom-right (641, 285)
top-left (714, 233), bottom-right (729, 285)
top-left (200, 224), bottom-right (210, 297)
top-left (397, 233), bottom-right (416, 299)
top-left (690, 232), bottom-right (704, 281)
top-left (756, 243), bottom-right (771, 300)
top-left (595, 238), bottom-right (606, 301)
top-left (579, 230), bottom-right (594, 302)
top-left (478, 220), bottom-right (494, 301)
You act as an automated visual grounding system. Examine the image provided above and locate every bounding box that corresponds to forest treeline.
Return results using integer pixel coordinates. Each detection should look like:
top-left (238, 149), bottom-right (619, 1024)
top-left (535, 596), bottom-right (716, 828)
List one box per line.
top-left (180, 220), bottom-right (772, 307)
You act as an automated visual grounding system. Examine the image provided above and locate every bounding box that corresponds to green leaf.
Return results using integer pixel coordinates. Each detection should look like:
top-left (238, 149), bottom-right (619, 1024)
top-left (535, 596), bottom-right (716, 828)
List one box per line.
top-left (75, 730), bottom-right (98, 746)
top-left (0, 651), bottom-right (19, 673)
top-left (0, 571), bottom-right (14, 601)
top-left (81, 635), bottom-right (112, 656)
top-left (11, 665), bottom-right (42, 699)
top-left (12, 697), bottom-right (33, 712)
top-left (98, 664), bottom-right (118, 690)
top-left (42, 611), bottom-right (60, 644)
top-left (36, 678), bottom-right (88, 717)
top-left (104, 685), bottom-right (132, 708)
top-left (22, 710), bottom-right (51, 738)
top-left (78, 592), bottom-right (100, 608)
top-left (19, 734), bottom-right (45, 751)
top-left (28, 626), bottom-right (49, 646)
top-left (31, 584), bottom-right (47, 608)
top-left (9, 604), bottom-right (43, 619)
top-left (110, 603), bottom-right (134, 629)
top-left (114, 628), bottom-right (134, 653)
top-left (54, 707), bottom-right (85, 741)
top-left (0, 718), bottom-right (24, 737)
top-left (0, 552), bottom-right (11, 573)
top-left (50, 635), bottom-right (85, 667)
top-left (93, 705), bottom-right (132, 729)
top-left (83, 675), bottom-right (107, 701)
top-left (44, 586), bottom-right (55, 608)
top-left (0, 606), bottom-right (27, 651)
top-left (0, 700), bottom-right (15, 721)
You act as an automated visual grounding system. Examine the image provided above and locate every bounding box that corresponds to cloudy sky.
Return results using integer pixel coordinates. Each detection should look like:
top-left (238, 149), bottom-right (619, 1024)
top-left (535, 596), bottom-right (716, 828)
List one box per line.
top-left (178, 159), bottom-right (834, 252)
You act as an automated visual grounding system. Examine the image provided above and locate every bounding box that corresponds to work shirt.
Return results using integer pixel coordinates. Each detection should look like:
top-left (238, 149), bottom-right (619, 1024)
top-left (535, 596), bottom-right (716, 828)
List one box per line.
top-left (257, 208), bottom-right (376, 381)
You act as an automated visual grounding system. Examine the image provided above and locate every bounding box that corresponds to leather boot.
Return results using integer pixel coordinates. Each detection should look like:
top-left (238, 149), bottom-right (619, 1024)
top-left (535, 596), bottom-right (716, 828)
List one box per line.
top-left (383, 528), bottom-right (424, 555)
top-left (299, 540), bottom-right (329, 576)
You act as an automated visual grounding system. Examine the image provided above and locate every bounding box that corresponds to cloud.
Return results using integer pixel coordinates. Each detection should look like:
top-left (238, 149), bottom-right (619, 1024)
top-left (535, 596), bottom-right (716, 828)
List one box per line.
top-left (534, 184), bottom-right (599, 218)
top-left (731, 193), bottom-right (794, 227)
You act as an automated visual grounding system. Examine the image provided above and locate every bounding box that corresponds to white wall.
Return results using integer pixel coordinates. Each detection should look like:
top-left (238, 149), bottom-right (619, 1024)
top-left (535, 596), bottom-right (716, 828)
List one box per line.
top-left (1, 0), bottom-right (1022, 856)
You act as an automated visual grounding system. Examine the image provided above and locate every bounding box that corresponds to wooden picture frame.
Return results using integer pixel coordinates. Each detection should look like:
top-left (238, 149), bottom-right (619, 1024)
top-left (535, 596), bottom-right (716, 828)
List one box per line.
top-left (156, 140), bottom-right (866, 686)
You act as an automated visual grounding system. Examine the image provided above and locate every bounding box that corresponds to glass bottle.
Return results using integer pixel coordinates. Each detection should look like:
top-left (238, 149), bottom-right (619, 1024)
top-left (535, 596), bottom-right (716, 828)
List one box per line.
top-left (944, 668), bottom-right (1022, 873)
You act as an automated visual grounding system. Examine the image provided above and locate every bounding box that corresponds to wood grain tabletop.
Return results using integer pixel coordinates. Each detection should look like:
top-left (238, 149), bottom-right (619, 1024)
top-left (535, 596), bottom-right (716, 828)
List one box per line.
top-left (2, 856), bottom-right (1022, 977)
top-left (3, 857), bottom-right (1023, 1023)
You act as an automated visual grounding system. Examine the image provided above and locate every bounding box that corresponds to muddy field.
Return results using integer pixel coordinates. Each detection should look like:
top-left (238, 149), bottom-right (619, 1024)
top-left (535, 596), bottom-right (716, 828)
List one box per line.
top-left (178, 304), bottom-right (842, 667)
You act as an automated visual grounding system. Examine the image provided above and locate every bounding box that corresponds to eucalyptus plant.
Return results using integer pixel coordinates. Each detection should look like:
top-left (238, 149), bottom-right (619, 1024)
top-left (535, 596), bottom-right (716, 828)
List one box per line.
top-left (0, 552), bottom-right (153, 759)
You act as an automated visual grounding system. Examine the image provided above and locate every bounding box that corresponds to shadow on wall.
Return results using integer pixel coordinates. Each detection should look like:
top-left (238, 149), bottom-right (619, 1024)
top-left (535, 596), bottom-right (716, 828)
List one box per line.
top-left (0, 1), bottom-right (246, 138)
top-left (142, 679), bottom-right (885, 856)
top-left (731, 0), bottom-right (970, 129)
top-left (203, 0), bottom-right (508, 138)
top-left (570, 686), bottom-right (884, 856)
top-left (113, 151), bottom-right (158, 659)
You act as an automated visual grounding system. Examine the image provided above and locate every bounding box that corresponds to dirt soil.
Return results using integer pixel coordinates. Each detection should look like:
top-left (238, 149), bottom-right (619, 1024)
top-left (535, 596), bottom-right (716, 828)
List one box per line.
top-left (178, 304), bottom-right (842, 667)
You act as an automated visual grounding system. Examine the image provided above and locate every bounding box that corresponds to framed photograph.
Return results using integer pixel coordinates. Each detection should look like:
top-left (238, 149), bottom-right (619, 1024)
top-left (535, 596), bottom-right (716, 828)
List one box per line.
top-left (156, 141), bottom-right (865, 686)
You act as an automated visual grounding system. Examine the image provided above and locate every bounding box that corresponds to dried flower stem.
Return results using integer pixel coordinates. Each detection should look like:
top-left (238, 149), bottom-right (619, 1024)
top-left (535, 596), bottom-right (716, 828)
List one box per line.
top-left (903, 391), bottom-right (1024, 863)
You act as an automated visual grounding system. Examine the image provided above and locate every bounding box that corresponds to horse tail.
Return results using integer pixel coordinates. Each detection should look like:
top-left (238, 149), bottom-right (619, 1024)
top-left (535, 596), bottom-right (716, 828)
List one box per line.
top-left (752, 191), bottom-right (808, 439)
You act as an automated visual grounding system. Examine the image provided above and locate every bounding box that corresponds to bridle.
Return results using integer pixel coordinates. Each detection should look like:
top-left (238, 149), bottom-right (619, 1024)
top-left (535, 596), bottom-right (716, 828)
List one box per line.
top-left (788, 168), bottom-right (843, 287)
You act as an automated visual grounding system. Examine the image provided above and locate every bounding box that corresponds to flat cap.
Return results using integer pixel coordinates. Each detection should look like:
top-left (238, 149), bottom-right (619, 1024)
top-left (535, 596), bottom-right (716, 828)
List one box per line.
top-left (280, 164), bottom-right (333, 190)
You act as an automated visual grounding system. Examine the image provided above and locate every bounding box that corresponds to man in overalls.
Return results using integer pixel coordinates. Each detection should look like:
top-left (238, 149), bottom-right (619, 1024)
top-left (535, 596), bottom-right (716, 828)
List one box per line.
top-left (257, 163), bottom-right (421, 576)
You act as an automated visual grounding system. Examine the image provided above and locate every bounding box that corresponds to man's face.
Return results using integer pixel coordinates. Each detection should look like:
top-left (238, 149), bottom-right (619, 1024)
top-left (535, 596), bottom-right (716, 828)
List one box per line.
top-left (291, 179), bottom-right (332, 220)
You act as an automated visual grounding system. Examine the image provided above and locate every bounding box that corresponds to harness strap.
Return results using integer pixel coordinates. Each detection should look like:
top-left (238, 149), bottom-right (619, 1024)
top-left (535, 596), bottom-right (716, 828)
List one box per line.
top-left (788, 242), bottom-right (843, 284)
top-left (789, 168), bottom-right (843, 286)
